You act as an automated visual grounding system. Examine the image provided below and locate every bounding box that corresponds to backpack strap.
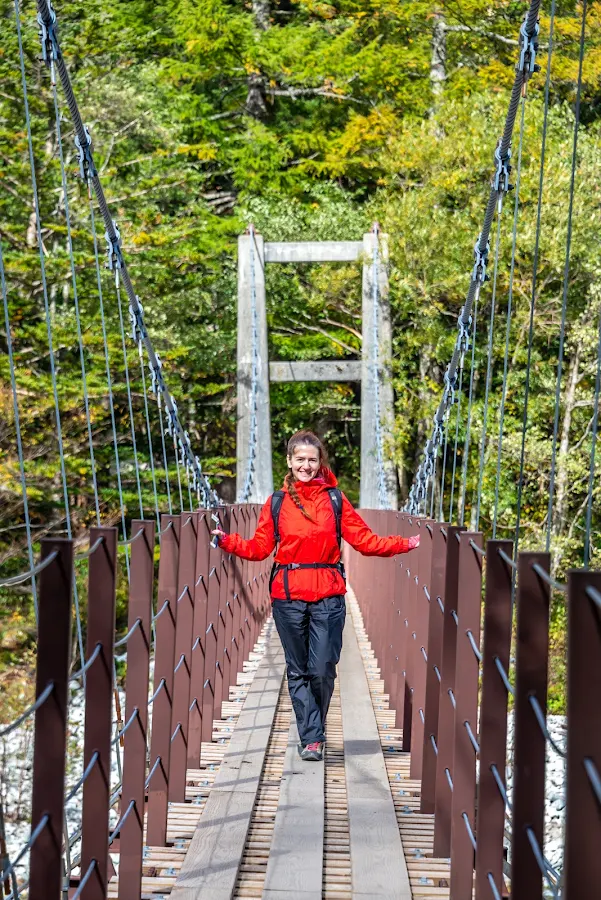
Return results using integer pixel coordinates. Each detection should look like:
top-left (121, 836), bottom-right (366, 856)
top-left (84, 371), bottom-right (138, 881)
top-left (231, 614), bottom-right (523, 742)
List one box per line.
top-left (270, 490), bottom-right (285, 544)
top-left (326, 487), bottom-right (343, 548)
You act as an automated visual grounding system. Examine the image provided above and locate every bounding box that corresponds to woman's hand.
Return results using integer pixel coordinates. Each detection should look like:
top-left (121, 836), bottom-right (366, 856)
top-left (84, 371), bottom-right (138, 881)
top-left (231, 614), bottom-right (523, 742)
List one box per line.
top-left (211, 528), bottom-right (227, 547)
top-left (407, 534), bottom-right (420, 551)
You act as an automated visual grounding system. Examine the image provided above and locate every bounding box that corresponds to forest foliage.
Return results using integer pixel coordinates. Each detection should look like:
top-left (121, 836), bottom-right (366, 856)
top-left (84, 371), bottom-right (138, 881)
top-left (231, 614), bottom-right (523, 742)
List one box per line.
top-left (1, 0), bottom-right (601, 710)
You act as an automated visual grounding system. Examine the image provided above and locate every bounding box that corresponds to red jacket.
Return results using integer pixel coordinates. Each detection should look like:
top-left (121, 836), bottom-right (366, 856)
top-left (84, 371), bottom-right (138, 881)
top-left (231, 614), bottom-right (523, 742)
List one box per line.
top-left (220, 469), bottom-right (411, 602)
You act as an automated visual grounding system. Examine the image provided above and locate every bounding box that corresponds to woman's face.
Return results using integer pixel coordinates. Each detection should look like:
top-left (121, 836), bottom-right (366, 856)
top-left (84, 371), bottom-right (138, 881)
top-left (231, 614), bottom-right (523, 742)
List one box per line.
top-left (287, 443), bottom-right (321, 483)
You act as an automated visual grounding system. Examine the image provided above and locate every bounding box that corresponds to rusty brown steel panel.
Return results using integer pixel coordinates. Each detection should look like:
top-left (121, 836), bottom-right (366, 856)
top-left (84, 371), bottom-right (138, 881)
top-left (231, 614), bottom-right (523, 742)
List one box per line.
top-left (147, 514), bottom-right (180, 847)
top-left (402, 514), bottom-right (417, 753)
top-left (81, 527), bottom-right (118, 900)
top-left (420, 521), bottom-right (449, 813)
top-left (28, 540), bottom-right (73, 900)
top-left (188, 513), bottom-right (211, 767)
top-left (386, 514), bottom-right (403, 729)
top-left (433, 524), bottom-right (465, 859)
top-left (119, 520), bottom-right (155, 900)
top-left (236, 506), bottom-right (252, 667)
top-left (409, 517), bottom-right (434, 781)
top-left (201, 522), bottom-right (222, 744)
top-left (563, 569), bottom-right (601, 899)
top-left (450, 531), bottom-right (483, 899)
top-left (392, 516), bottom-right (407, 727)
top-left (169, 512), bottom-right (198, 801)
top-left (227, 507), bottom-right (242, 685)
top-left (510, 552), bottom-right (551, 900)
top-left (386, 512), bottom-right (400, 705)
top-left (214, 508), bottom-right (232, 714)
top-left (475, 539), bottom-right (513, 900)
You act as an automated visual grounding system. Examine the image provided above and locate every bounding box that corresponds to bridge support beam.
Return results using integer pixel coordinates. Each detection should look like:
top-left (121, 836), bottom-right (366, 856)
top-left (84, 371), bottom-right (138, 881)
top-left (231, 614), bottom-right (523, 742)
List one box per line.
top-left (360, 230), bottom-right (397, 510)
top-left (236, 229), bottom-right (398, 508)
top-left (236, 231), bottom-right (273, 503)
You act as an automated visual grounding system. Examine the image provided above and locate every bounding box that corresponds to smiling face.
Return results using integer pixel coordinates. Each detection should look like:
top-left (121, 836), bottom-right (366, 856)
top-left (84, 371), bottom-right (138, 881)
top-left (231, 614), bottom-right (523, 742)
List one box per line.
top-left (287, 443), bottom-right (321, 483)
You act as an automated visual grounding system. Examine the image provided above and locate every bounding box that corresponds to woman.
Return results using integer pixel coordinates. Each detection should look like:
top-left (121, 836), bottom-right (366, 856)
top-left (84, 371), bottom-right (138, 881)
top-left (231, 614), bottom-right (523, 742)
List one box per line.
top-left (212, 430), bottom-right (419, 762)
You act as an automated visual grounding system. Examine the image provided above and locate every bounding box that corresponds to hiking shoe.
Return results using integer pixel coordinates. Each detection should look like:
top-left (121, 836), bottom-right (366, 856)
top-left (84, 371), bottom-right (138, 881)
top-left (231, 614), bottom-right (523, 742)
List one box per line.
top-left (300, 741), bottom-right (323, 762)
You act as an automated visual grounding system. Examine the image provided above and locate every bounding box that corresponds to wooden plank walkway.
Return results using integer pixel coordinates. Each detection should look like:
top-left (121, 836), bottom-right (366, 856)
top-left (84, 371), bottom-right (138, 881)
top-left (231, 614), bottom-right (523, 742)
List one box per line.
top-left (109, 590), bottom-right (453, 900)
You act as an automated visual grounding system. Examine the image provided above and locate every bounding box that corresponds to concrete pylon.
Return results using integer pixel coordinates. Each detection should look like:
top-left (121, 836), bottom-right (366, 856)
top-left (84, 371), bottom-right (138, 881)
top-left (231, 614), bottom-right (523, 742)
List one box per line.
top-left (236, 231), bottom-right (273, 503)
top-left (360, 230), bottom-right (398, 509)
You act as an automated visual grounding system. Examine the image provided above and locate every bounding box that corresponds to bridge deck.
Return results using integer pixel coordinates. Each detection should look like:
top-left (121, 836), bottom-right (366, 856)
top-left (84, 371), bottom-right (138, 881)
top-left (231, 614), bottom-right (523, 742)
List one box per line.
top-left (108, 591), bottom-right (451, 900)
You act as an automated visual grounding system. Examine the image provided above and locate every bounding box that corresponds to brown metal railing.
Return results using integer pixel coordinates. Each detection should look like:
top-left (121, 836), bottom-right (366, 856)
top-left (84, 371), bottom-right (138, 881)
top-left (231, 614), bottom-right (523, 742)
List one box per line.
top-left (345, 512), bottom-right (601, 900)
top-left (1, 505), bottom-right (271, 900)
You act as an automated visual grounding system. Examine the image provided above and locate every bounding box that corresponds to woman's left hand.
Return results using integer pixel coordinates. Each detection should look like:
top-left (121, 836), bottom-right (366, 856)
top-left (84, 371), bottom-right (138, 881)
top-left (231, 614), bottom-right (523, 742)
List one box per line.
top-left (211, 528), bottom-right (227, 547)
top-left (408, 534), bottom-right (420, 551)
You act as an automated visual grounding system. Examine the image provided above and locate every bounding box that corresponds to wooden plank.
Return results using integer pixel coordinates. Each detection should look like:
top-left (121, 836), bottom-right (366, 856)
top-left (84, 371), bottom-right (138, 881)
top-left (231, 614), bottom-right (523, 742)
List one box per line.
top-left (262, 720), bottom-right (324, 897)
top-left (171, 630), bottom-right (285, 899)
top-left (339, 611), bottom-right (412, 899)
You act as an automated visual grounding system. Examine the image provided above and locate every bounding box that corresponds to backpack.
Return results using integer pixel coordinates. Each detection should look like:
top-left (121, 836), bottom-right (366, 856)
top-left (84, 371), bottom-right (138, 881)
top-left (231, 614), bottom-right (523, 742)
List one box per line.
top-left (271, 487), bottom-right (343, 547)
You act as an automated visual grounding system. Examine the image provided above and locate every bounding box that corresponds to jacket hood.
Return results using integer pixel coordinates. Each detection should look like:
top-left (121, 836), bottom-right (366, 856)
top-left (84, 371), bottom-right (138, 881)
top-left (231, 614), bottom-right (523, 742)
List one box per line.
top-left (282, 466), bottom-right (338, 493)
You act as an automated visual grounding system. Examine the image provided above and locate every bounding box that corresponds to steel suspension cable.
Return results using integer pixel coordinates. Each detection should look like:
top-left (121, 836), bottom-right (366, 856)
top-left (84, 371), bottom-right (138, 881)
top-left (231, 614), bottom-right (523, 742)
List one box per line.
top-left (448, 358), bottom-right (465, 523)
top-left (407, 0), bottom-right (542, 512)
top-left (546, 0), bottom-right (588, 552)
top-left (476, 207), bottom-right (503, 530)
top-left (493, 96), bottom-right (527, 539)
top-left (157, 393), bottom-right (173, 515)
top-left (173, 434), bottom-right (185, 512)
top-left (14, 0), bottom-right (86, 675)
top-left (115, 278), bottom-right (144, 518)
top-left (459, 287), bottom-right (480, 525)
top-left (0, 240), bottom-right (38, 619)
top-left (584, 308), bottom-right (601, 567)
top-left (135, 339), bottom-right (160, 528)
top-left (439, 407), bottom-right (451, 520)
top-left (515, 0), bottom-right (557, 562)
top-left (36, 0), bottom-right (214, 506)
top-left (51, 80), bottom-right (100, 525)
top-left (88, 197), bottom-right (130, 573)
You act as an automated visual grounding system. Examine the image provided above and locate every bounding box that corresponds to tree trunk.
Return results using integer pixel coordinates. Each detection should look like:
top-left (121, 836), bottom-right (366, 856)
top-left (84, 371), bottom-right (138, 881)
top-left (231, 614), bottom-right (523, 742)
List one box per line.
top-left (430, 11), bottom-right (447, 98)
top-left (245, 0), bottom-right (270, 118)
top-left (252, 0), bottom-right (270, 31)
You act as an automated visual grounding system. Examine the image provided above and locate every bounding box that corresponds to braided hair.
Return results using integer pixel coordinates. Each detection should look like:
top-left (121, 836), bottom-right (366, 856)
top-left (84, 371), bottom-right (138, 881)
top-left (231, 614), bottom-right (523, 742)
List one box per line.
top-left (285, 430), bottom-right (329, 522)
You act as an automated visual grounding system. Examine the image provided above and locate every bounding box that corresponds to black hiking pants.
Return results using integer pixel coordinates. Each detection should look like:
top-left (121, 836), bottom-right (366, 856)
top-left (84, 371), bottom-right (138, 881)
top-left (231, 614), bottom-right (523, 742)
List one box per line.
top-left (271, 595), bottom-right (346, 745)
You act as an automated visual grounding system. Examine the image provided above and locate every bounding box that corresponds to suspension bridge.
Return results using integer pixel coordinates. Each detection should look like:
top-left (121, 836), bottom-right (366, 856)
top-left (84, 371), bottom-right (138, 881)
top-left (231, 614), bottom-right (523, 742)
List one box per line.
top-left (1, 0), bottom-right (599, 898)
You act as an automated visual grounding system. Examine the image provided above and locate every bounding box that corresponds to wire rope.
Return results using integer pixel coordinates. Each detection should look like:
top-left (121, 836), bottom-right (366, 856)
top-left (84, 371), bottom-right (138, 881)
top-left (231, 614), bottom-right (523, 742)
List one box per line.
top-left (475, 207), bottom-right (503, 530)
top-left (546, 0), bottom-right (588, 553)
top-left (492, 95), bottom-right (526, 539)
top-left (0, 240), bottom-right (38, 618)
top-left (407, 0), bottom-right (542, 512)
top-left (36, 0), bottom-right (214, 507)
top-left (157, 395), bottom-right (173, 515)
top-left (115, 277), bottom-right (144, 518)
top-left (88, 197), bottom-right (129, 574)
top-left (448, 358), bottom-right (465, 523)
top-left (138, 347), bottom-right (160, 528)
top-left (15, 0), bottom-right (86, 677)
top-left (584, 307), bottom-right (601, 567)
top-left (173, 434), bottom-right (185, 512)
top-left (439, 407), bottom-right (451, 520)
top-left (514, 0), bottom-right (557, 561)
top-left (51, 80), bottom-right (100, 525)
top-left (459, 287), bottom-right (480, 525)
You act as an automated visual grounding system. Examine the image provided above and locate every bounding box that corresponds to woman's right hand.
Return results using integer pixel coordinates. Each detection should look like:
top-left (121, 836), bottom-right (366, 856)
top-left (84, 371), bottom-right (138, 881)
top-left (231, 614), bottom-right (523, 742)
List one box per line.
top-left (407, 534), bottom-right (420, 551)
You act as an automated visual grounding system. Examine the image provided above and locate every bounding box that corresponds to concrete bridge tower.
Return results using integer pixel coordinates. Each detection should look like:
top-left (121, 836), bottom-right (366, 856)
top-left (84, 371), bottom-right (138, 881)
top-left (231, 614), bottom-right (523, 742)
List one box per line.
top-left (236, 227), bottom-right (397, 509)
